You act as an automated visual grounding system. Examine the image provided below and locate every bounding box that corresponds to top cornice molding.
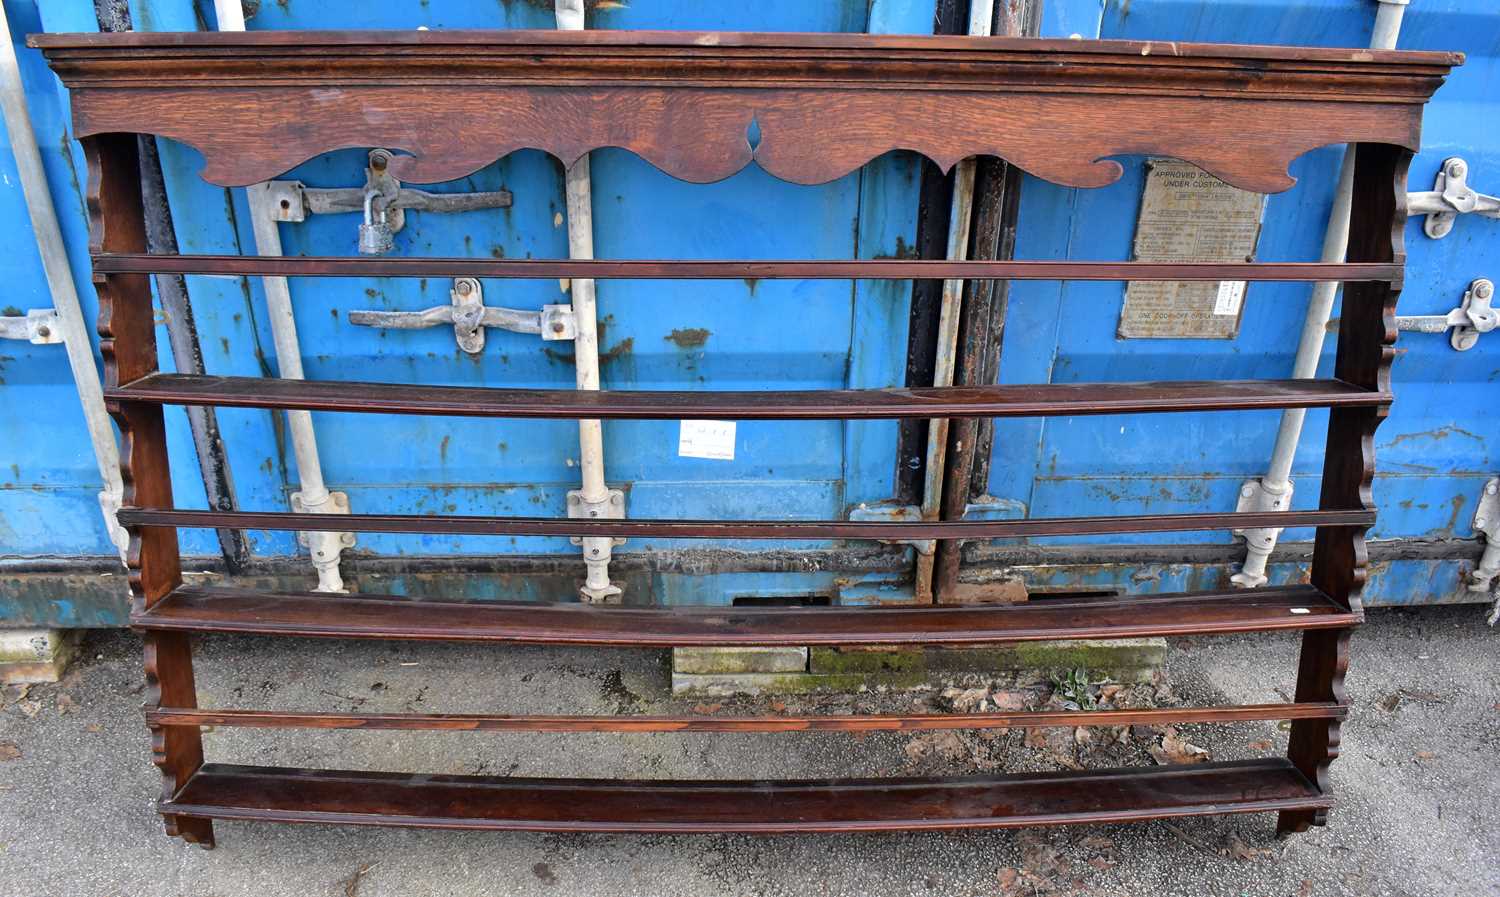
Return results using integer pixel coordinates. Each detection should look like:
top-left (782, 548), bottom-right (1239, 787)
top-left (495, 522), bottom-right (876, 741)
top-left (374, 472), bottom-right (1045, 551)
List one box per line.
top-left (31, 30), bottom-right (1462, 190)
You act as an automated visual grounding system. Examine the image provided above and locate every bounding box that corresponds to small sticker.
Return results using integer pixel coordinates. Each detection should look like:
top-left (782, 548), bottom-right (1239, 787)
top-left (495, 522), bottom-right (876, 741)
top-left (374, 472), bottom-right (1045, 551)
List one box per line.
top-left (1289, 607), bottom-right (1311, 615)
top-left (1213, 280), bottom-right (1247, 316)
top-left (678, 419), bottom-right (736, 460)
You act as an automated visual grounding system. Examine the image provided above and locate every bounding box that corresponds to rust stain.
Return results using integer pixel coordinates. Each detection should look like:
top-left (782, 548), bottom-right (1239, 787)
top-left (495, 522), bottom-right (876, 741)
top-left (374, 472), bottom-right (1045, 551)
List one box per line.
top-left (545, 336), bottom-right (633, 366)
top-left (872, 235), bottom-right (918, 260)
top-left (439, 435), bottom-right (451, 465)
top-left (1441, 492), bottom-right (1466, 537)
top-left (665, 327), bottom-right (710, 349)
top-left (1385, 425), bottom-right (1486, 451)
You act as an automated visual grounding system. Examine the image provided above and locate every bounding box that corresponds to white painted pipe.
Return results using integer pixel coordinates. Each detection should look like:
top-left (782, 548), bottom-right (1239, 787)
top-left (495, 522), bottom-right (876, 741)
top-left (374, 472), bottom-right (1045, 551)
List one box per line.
top-left (0, 3), bottom-right (127, 559)
top-left (557, 0), bottom-right (620, 602)
top-left (217, 0), bottom-right (349, 592)
top-left (913, 2), bottom-right (995, 601)
top-left (1234, 0), bottom-right (1407, 588)
top-left (212, 0), bottom-right (246, 30)
top-left (244, 186), bottom-right (349, 592)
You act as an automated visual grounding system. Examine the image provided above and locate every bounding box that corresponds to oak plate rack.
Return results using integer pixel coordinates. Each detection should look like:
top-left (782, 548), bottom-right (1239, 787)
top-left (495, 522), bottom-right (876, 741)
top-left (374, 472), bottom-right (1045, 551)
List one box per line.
top-left (30, 29), bottom-right (1458, 844)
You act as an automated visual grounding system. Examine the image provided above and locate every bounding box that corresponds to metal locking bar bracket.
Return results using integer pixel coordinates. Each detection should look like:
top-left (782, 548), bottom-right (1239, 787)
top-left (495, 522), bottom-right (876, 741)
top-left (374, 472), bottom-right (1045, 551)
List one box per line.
top-left (1409, 157), bottom-right (1500, 240)
top-left (849, 502), bottom-right (934, 556)
top-left (1396, 277), bottom-right (1495, 351)
top-left (1230, 477), bottom-right (1296, 589)
top-left (262, 149), bottom-right (513, 255)
top-left (0, 308), bottom-right (62, 344)
top-left (1467, 478), bottom-right (1500, 627)
top-left (348, 278), bottom-right (577, 353)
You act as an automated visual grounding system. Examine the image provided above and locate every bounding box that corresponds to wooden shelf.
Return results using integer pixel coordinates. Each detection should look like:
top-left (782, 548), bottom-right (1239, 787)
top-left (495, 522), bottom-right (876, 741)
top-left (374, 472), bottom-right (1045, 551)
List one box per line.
top-left (90, 254), bottom-right (1403, 282)
top-left (110, 373), bottom-right (1391, 420)
top-left (162, 759), bottom-right (1330, 833)
top-left (133, 584), bottom-right (1359, 646)
top-left (116, 507), bottom-right (1373, 540)
top-left (147, 702), bottom-right (1347, 733)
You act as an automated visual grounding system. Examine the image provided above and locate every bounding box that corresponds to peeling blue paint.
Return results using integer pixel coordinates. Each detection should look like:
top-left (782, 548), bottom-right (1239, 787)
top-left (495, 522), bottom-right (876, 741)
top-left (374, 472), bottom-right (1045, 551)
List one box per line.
top-left (978, 0), bottom-right (1500, 604)
top-left (2, 0), bottom-right (1495, 625)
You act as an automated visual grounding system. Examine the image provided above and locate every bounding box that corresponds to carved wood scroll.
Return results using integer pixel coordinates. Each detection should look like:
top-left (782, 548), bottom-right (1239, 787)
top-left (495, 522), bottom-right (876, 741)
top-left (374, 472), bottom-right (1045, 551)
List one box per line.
top-left (30, 30), bottom-right (1459, 192)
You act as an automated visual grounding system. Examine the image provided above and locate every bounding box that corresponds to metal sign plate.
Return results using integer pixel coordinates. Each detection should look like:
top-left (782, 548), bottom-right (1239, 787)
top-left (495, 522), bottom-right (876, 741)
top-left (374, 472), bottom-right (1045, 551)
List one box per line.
top-left (1119, 159), bottom-right (1266, 339)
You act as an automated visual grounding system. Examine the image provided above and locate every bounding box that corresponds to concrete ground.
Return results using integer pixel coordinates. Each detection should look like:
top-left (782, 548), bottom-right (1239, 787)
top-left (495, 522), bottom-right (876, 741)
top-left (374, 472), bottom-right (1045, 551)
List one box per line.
top-left (0, 604), bottom-right (1495, 897)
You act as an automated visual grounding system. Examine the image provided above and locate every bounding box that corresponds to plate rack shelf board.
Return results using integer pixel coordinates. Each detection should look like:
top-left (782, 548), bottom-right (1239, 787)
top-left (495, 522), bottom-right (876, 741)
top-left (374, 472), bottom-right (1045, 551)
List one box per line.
top-left (29, 29), bottom-right (1459, 845)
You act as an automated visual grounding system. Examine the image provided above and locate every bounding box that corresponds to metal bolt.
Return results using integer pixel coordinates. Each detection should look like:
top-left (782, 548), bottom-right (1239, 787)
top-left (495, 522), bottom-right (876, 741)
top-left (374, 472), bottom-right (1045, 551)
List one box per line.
top-left (35, 325), bottom-right (49, 339)
top-left (369, 149), bottom-right (391, 172)
top-left (1477, 517), bottom-right (1489, 530)
top-left (1487, 482), bottom-right (1498, 495)
top-left (1240, 484), bottom-right (1255, 498)
top-left (1448, 159), bottom-right (1467, 179)
top-left (455, 279), bottom-right (473, 297)
top-left (551, 321), bottom-right (566, 334)
top-left (1475, 280), bottom-right (1493, 301)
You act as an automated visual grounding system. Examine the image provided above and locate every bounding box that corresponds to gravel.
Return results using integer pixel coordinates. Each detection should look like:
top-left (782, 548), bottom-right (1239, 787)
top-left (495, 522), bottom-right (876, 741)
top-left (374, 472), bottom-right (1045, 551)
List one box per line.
top-left (0, 604), bottom-right (1495, 896)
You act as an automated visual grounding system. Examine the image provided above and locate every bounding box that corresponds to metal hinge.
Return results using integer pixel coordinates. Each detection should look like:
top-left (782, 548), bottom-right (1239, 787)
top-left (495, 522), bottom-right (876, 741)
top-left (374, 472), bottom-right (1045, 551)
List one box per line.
top-left (1409, 157), bottom-right (1500, 240)
top-left (0, 309), bottom-right (62, 344)
top-left (348, 278), bottom-right (577, 353)
top-left (1395, 278), bottom-right (1495, 351)
top-left (262, 149), bottom-right (513, 256)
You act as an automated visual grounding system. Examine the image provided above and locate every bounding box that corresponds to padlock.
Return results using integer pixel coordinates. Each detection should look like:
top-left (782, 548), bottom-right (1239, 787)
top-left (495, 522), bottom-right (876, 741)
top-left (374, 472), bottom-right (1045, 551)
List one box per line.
top-left (358, 189), bottom-right (395, 256)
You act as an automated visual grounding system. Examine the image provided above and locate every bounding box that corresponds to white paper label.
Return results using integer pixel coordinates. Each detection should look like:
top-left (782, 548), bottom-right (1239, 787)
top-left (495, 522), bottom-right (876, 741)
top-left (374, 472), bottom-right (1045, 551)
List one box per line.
top-left (1213, 280), bottom-right (1247, 316)
top-left (678, 420), bottom-right (736, 460)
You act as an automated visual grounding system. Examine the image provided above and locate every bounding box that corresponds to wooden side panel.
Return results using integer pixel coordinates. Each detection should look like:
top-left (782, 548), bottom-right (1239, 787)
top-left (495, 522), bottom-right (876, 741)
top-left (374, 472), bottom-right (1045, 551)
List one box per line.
top-left (1279, 142), bottom-right (1409, 836)
top-left (84, 133), bottom-right (210, 848)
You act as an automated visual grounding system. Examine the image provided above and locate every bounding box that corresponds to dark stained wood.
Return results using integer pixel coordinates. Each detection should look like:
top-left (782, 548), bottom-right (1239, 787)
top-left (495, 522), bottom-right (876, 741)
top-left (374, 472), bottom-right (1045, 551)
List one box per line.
top-left (83, 133), bottom-right (210, 848)
top-left (116, 507), bottom-right (1374, 540)
top-left (46, 29), bottom-right (1451, 844)
top-left (91, 254), bottom-right (1401, 282)
top-left (147, 702), bottom-right (1345, 733)
top-left (161, 759), bottom-right (1330, 833)
top-left (30, 31), bottom-right (1457, 191)
top-left (109, 372), bottom-right (1391, 420)
top-left (143, 633), bottom-right (212, 847)
top-left (1280, 142), bottom-right (1408, 837)
top-left (133, 584), bottom-right (1358, 645)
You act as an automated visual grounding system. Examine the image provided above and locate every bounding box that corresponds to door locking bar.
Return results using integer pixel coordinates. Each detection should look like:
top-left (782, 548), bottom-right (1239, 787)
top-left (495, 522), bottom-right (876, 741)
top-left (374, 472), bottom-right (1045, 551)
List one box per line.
top-left (1409, 157), bottom-right (1500, 240)
top-left (348, 277), bottom-right (577, 354)
top-left (262, 149), bottom-right (513, 256)
top-left (1395, 278), bottom-right (1495, 351)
